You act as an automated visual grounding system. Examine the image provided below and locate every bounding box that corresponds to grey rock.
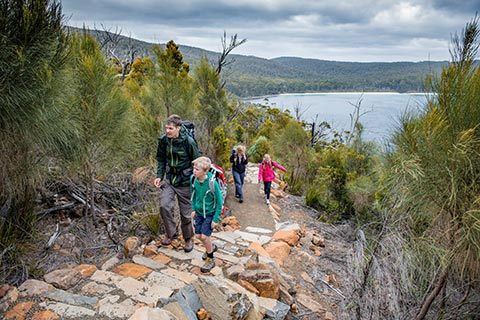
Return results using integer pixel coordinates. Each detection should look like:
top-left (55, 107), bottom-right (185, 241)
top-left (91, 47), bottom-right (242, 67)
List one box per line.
top-left (44, 288), bottom-right (98, 307)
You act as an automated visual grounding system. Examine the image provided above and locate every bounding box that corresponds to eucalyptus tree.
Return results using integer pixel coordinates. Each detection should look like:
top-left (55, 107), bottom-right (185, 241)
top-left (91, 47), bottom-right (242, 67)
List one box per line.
top-left (385, 16), bottom-right (480, 319)
top-left (0, 0), bottom-right (70, 255)
top-left (66, 30), bottom-right (132, 224)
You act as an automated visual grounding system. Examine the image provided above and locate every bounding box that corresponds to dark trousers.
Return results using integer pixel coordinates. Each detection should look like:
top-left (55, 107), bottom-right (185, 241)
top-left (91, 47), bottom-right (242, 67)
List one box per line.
top-left (232, 170), bottom-right (245, 200)
top-left (264, 181), bottom-right (272, 200)
top-left (160, 181), bottom-right (194, 240)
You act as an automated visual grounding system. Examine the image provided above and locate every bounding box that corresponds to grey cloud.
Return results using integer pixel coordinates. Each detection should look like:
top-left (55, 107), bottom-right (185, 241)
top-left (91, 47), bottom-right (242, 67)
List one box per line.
top-left (60, 0), bottom-right (476, 62)
top-left (432, 0), bottom-right (480, 13)
top-left (63, 0), bottom-right (387, 28)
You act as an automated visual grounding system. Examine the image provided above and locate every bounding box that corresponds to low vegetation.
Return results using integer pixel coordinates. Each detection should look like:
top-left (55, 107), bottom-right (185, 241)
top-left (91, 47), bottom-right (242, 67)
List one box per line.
top-left (1, 1), bottom-right (478, 319)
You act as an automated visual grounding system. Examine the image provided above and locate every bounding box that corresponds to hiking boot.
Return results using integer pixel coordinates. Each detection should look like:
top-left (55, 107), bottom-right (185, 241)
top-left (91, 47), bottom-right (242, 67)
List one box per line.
top-left (161, 238), bottom-right (171, 246)
top-left (161, 234), bottom-right (178, 247)
top-left (183, 238), bottom-right (194, 252)
top-left (202, 243), bottom-right (218, 260)
top-left (162, 236), bottom-right (174, 247)
top-left (200, 257), bottom-right (215, 273)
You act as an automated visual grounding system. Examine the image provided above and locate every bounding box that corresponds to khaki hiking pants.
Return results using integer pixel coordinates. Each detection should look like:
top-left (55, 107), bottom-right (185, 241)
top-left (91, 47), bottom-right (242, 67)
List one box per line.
top-left (159, 181), bottom-right (194, 240)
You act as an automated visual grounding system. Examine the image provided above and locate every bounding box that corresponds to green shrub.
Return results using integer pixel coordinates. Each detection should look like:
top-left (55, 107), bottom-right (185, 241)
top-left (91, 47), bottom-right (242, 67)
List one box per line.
top-left (135, 212), bottom-right (162, 235)
top-left (247, 136), bottom-right (271, 163)
top-left (346, 175), bottom-right (378, 220)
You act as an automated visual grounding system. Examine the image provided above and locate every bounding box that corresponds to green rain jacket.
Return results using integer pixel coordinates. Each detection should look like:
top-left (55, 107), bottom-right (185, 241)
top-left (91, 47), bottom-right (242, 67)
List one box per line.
top-left (156, 126), bottom-right (199, 187)
top-left (190, 171), bottom-right (223, 223)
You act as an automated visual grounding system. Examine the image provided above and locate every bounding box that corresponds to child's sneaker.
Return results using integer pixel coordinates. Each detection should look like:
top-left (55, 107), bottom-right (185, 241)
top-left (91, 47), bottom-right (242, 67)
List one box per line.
top-left (202, 243), bottom-right (218, 260)
top-left (200, 257), bottom-right (215, 273)
top-left (266, 199), bottom-right (270, 205)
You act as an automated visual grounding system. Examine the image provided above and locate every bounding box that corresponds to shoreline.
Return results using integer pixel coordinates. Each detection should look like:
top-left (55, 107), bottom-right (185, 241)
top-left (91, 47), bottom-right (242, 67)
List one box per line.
top-left (243, 91), bottom-right (433, 101)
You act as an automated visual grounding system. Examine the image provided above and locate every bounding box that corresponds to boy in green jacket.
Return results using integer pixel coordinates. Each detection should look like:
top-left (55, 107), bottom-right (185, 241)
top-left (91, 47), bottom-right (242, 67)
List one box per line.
top-left (190, 156), bottom-right (223, 273)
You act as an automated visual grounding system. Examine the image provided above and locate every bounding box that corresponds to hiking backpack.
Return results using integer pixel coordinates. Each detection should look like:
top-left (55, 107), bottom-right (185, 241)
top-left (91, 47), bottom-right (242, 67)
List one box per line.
top-left (190, 163), bottom-right (228, 217)
top-left (210, 163), bottom-right (227, 216)
top-left (182, 120), bottom-right (195, 142)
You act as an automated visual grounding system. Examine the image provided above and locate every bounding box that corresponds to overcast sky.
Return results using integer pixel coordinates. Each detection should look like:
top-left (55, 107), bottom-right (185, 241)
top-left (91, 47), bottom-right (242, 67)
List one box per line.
top-left (61, 0), bottom-right (478, 62)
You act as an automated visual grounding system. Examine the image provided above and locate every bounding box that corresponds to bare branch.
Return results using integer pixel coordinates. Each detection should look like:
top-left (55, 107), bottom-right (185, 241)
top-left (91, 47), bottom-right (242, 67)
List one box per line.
top-left (216, 31), bottom-right (247, 76)
top-left (95, 25), bottom-right (141, 81)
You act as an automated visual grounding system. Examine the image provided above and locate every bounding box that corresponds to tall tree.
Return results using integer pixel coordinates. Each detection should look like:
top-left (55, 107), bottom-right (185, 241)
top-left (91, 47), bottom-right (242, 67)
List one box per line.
top-left (66, 30), bottom-right (132, 224)
top-left (194, 56), bottom-right (229, 152)
top-left (151, 40), bottom-right (196, 118)
top-left (0, 0), bottom-right (70, 261)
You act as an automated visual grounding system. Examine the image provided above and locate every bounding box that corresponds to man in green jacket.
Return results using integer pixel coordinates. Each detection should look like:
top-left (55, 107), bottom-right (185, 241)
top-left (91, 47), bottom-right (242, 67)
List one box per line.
top-left (154, 114), bottom-right (199, 252)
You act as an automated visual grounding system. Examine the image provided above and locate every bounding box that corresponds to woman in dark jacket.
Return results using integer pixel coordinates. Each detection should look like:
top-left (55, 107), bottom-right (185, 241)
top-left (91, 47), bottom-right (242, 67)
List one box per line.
top-left (230, 145), bottom-right (248, 203)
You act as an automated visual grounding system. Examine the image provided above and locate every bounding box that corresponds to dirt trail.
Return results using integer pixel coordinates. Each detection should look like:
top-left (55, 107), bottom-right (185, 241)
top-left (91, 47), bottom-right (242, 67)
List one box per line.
top-left (225, 163), bottom-right (279, 232)
top-left (225, 162), bottom-right (355, 319)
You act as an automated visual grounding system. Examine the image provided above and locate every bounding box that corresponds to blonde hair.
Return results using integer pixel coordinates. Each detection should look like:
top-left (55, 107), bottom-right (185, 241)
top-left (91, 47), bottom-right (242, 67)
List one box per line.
top-left (236, 145), bottom-right (246, 154)
top-left (263, 154), bottom-right (272, 165)
top-left (192, 156), bottom-right (211, 171)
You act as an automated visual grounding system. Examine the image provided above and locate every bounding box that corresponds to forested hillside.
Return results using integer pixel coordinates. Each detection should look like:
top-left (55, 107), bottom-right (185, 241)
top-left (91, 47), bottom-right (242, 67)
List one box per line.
top-left (78, 27), bottom-right (449, 97)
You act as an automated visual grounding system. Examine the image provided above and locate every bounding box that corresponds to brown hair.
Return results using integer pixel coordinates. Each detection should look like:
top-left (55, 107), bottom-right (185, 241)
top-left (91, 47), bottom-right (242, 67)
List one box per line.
top-left (166, 114), bottom-right (182, 127)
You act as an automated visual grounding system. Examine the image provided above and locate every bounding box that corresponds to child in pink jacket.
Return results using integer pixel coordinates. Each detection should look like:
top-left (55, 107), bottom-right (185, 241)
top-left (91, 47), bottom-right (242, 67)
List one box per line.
top-left (258, 154), bottom-right (287, 205)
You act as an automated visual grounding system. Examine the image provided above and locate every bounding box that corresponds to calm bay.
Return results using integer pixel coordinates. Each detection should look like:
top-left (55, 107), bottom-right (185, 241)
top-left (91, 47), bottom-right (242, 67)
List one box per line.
top-left (247, 92), bottom-right (432, 143)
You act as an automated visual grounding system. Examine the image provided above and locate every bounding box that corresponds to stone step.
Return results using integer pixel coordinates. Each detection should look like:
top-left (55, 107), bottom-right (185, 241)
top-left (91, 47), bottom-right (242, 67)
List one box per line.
top-left (1, 221), bottom-right (314, 320)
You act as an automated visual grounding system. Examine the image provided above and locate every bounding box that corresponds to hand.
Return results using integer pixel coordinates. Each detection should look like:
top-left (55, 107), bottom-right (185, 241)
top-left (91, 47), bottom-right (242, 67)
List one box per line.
top-left (191, 211), bottom-right (196, 219)
top-left (211, 221), bottom-right (218, 229)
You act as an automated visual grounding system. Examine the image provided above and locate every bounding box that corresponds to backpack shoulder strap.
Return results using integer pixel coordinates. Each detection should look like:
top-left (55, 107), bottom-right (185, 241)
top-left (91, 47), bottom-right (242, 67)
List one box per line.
top-left (208, 176), bottom-right (216, 197)
top-left (184, 136), bottom-right (197, 160)
top-left (208, 175), bottom-right (218, 207)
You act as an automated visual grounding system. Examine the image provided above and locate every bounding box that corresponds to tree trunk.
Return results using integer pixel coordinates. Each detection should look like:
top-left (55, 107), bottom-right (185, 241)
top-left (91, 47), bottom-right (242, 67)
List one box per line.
top-left (415, 267), bottom-right (449, 320)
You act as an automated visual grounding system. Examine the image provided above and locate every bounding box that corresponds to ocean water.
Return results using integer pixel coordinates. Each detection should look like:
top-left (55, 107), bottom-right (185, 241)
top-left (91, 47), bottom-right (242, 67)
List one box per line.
top-left (247, 92), bottom-right (432, 143)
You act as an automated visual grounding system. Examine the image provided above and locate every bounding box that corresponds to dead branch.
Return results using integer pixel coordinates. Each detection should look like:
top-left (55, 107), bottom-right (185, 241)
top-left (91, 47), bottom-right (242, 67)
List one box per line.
top-left (46, 223), bottom-right (60, 249)
top-left (415, 268), bottom-right (449, 320)
top-left (36, 202), bottom-right (75, 216)
top-left (96, 24), bottom-right (140, 81)
top-left (317, 278), bottom-right (346, 299)
top-left (216, 31), bottom-right (247, 77)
